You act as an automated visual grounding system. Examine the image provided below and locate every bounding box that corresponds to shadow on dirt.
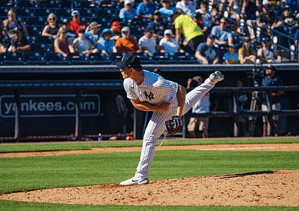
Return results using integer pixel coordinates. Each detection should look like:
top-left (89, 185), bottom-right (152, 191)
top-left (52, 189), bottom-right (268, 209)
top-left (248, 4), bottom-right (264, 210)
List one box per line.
top-left (216, 171), bottom-right (275, 179)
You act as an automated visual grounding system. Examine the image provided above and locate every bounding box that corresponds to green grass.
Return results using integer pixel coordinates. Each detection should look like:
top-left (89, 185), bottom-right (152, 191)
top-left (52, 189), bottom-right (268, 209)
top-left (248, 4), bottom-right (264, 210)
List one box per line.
top-left (1, 138), bottom-right (298, 210)
top-left (0, 137), bottom-right (298, 153)
top-left (1, 200), bottom-right (299, 211)
top-left (1, 150), bottom-right (298, 194)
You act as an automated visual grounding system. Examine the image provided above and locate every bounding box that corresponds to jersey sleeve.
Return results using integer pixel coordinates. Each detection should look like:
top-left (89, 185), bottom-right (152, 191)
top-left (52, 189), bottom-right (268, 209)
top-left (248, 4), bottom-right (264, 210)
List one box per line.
top-left (123, 79), bottom-right (139, 100)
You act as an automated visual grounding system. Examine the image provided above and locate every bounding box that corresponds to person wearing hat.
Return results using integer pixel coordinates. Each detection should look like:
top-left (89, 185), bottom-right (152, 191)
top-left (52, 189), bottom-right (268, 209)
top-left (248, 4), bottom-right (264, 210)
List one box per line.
top-left (159, 0), bottom-right (177, 18)
top-left (138, 27), bottom-right (158, 56)
top-left (119, 0), bottom-right (138, 21)
top-left (186, 75), bottom-right (211, 138)
top-left (224, 44), bottom-right (239, 64)
top-left (136, 0), bottom-right (156, 19)
top-left (172, 9), bottom-right (205, 55)
top-left (110, 21), bottom-right (122, 41)
top-left (147, 10), bottom-right (168, 39)
top-left (115, 27), bottom-right (140, 53)
top-left (159, 29), bottom-right (182, 54)
top-left (261, 64), bottom-right (285, 136)
top-left (97, 28), bottom-right (117, 56)
top-left (72, 28), bottom-right (98, 56)
top-left (2, 8), bottom-right (28, 39)
top-left (275, 5), bottom-right (298, 28)
top-left (257, 4), bottom-right (277, 37)
top-left (42, 13), bottom-right (59, 39)
top-left (85, 22), bottom-right (101, 48)
top-left (69, 10), bottom-right (88, 35)
top-left (8, 26), bottom-right (30, 54)
top-left (115, 54), bottom-right (224, 185)
top-left (195, 34), bottom-right (219, 64)
top-left (175, 0), bottom-right (196, 18)
top-left (238, 37), bottom-right (256, 64)
top-left (257, 37), bottom-right (282, 63)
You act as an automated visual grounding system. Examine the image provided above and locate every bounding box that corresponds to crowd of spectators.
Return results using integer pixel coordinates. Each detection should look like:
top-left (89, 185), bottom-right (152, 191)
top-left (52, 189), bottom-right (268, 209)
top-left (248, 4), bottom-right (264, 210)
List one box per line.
top-left (0, 0), bottom-right (298, 64)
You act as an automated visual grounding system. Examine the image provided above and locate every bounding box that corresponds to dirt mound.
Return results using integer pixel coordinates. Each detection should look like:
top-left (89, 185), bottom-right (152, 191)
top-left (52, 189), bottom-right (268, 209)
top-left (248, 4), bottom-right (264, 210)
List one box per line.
top-left (1, 170), bottom-right (298, 206)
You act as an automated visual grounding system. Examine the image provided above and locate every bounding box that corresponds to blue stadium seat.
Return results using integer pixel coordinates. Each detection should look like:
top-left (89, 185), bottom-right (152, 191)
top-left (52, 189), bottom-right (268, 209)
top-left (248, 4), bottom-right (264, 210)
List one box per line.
top-left (16, 0), bottom-right (37, 8)
top-left (22, 52), bottom-right (47, 65)
top-left (66, 52), bottom-right (91, 65)
top-left (2, 52), bottom-right (25, 65)
top-left (30, 43), bottom-right (48, 55)
top-left (38, 0), bottom-right (60, 9)
top-left (173, 52), bottom-right (197, 64)
top-left (43, 52), bottom-right (69, 65)
top-left (131, 52), bottom-right (152, 64)
top-left (152, 52), bottom-right (173, 64)
top-left (34, 35), bottom-right (54, 45)
top-left (88, 53), bottom-right (112, 65)
top-left (25, 16), bottom-right (47, 27)
top-left (109, 52), bottom-right (125, 63)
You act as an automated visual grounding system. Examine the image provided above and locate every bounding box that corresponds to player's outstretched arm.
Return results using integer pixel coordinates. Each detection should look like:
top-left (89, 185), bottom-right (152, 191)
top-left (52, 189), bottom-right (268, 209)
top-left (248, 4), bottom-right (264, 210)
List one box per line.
top-left (176, 85), bottom-right (186, 117)
top-left (130, 99), bottom-right (170, 112)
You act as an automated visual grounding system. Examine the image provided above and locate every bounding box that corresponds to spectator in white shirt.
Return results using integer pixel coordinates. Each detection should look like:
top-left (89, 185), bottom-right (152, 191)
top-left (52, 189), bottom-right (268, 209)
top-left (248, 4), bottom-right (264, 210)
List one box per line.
top-left (138, 27), bottom-right (158, 56)
top-left (159, 29), bottom-right (182, 55)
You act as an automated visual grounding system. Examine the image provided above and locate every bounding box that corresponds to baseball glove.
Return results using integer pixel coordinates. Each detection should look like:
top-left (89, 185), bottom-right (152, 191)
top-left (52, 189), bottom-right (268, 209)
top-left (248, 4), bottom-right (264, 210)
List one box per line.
top-left (165, 116), bottom-right (182, 135)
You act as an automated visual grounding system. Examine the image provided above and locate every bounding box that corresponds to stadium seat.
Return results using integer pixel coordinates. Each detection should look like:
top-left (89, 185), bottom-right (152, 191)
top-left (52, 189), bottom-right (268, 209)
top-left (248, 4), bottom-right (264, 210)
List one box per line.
top-left (33, 35), bottom-right (54, 45)
top-left (173, 52), bottom-right (197, 64)
top-left (2, 52), bottom-right (25, 65)
top-left (25, 16), bottom-right (47, 27)
top-left (109, 52), bottom-right (125, 64)
top-left (16, 0), bottom-right (37, 8)
top-left (88, 53), bottom-right (113, 65)
top-left (152, 52), bottom-right (173, 64)
top-left (22, 52), bottom-right (47, 65)
top-left (30, 43), bottom-right (48, 55)
top-left (131, 52), bottom-right (152, 64)
top-left (66, 52), bottom-right (91, 65)
top-left (43, 52), bottom-right (69, 65)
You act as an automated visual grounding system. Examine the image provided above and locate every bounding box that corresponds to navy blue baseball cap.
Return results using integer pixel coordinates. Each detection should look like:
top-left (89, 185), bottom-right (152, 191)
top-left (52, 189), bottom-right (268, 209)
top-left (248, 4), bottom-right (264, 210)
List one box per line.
top-left (115, 54), bottom-right (142, 68)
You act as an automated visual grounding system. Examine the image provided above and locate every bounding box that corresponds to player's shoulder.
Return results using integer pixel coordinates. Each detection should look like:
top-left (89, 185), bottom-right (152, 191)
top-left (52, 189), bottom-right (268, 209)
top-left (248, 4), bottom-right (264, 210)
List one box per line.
top-left (123, 78), bottom-right (135, 88)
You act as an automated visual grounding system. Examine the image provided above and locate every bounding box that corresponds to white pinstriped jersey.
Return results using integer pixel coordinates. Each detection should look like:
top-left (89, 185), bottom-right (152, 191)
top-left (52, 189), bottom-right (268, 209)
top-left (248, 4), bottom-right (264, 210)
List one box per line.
top-left (123, 70), bottom-right (179, 109)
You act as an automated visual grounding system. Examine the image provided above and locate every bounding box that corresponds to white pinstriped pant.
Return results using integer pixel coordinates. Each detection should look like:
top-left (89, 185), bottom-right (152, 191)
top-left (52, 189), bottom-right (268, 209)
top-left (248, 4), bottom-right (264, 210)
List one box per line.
top-left (134, 78), bottom-right (216, 180)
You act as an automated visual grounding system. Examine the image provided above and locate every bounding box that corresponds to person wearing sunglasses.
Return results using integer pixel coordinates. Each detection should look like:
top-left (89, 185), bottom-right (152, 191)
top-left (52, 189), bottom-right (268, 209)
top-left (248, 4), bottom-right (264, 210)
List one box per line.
top-left (2, 8), bottom-right (28, 39)
top-left (54, 28), bottom-right (75, 57)
top-left (42, 13), bottom-right (59, 39)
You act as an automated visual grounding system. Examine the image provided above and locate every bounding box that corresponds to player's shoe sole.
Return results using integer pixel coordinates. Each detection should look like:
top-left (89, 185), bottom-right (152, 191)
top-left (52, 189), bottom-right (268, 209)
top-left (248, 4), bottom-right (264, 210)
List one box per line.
top-left (209, 71), bottom-right (224, 83)
top-left (120, 178), bottom-right (149, 186)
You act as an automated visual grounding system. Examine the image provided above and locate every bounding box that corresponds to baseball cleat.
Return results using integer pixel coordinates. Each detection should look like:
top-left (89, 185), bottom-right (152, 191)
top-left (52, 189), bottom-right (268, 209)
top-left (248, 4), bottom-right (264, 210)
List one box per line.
top-left (120, 177), bottom-right (149, 186)
top-left (209, 71), bottom-right (224, 83)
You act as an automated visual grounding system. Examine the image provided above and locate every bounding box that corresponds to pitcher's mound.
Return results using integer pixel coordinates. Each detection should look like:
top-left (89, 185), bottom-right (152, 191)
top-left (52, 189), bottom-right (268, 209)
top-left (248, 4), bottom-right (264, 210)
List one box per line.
top-left (1, 170), bottom-right (298, 206)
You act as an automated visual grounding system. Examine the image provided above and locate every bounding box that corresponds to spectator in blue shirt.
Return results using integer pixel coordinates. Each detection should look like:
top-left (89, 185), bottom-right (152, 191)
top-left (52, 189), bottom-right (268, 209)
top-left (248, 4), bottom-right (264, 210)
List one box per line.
top-left (119, 0), bottom-right (138, 22)
top-left (224, 44), bottom-right (239, 64)
top-left (137, 0), bottom-right (156, 19)
top-left (195, 34), bottom-right (219, 64)
top-left (261, 64), bottom-right (285, 136)
top-left (159, 0), bottom-right (177, 18)
top-left (97, 28), bottom-right (117, 56)
top-left (211, 17), bottom-right (233, 49)
top-left (85, 22), bottom-right (101, 49)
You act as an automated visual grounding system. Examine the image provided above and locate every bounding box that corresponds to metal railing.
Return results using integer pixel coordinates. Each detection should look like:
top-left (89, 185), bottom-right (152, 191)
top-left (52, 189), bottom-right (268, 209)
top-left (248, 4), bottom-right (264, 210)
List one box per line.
top-left (184, 85), bottom-right (299, 138)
